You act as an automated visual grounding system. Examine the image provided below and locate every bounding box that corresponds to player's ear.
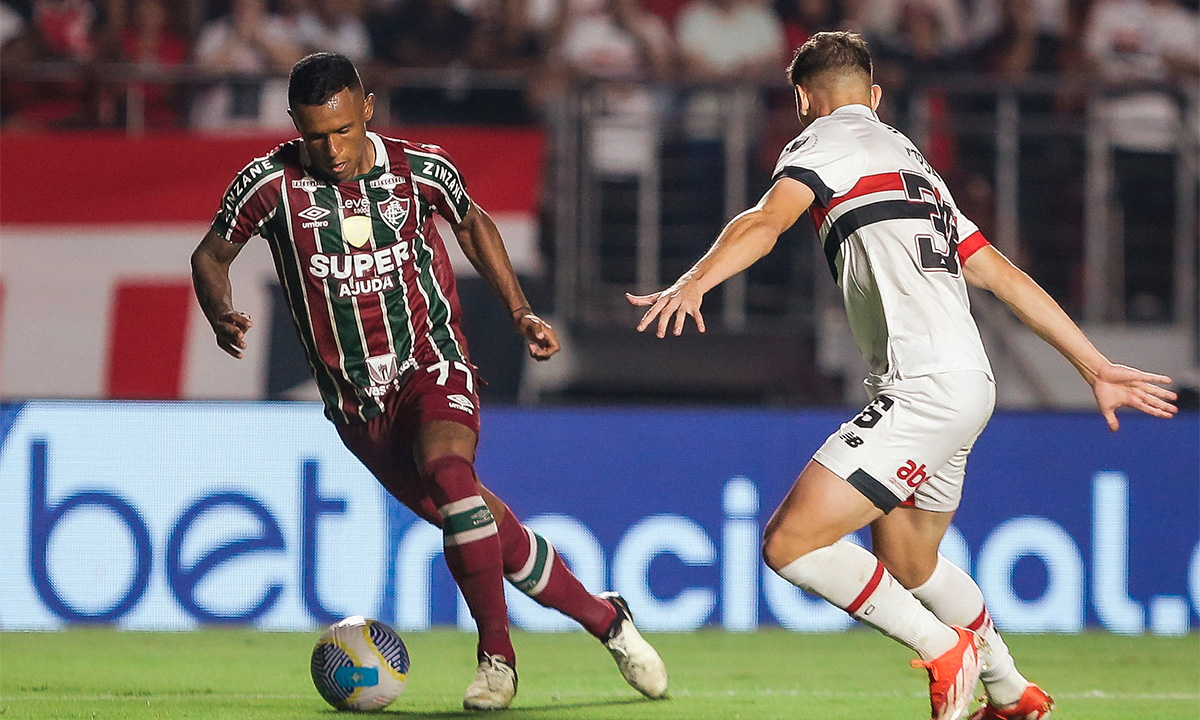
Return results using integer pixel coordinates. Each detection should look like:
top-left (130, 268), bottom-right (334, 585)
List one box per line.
top-left (287, 106), bottom-right (300, 133)
top-left (870, 84), bottom-right (883, 112)
top-left (794, 86), bottom-right (809, 119)
top-left (363, 92), bottom-right (375, 124)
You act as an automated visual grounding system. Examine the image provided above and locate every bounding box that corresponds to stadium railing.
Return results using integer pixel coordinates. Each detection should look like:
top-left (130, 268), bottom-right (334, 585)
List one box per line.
top-left (3, 63), bottom-right (1195, 406)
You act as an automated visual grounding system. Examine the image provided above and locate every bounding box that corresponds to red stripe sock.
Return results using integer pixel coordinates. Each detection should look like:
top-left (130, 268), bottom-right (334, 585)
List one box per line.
top-left (422, 455), bottom-right (514, 664)
top-left (495, 503), bottom-right (617, 638)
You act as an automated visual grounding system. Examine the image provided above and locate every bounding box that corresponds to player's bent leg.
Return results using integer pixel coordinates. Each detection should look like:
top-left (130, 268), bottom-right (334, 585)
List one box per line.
top-left (336, 421), bottom-right (442, 524)
top-left (479, 487), bottom-right (667, 699)
top-left (415, 423), bottom-right (515, 706)
top-left (875, 508), bottom-right (1048, 716)
top-left (870, 504), bottom-right (952, 589)
top-left (911, 555), bottom-right (1047, 716)
top-left (480, 487), bottom-right (618, 637)
top-left (761, 460), bottom-right (884, 570)
top-left (764, 461), bottom-right (979, 720)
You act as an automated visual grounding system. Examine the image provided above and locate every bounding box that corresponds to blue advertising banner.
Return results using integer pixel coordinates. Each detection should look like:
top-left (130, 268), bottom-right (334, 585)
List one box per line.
top-left (0, 401), bottom-right (1195, 635)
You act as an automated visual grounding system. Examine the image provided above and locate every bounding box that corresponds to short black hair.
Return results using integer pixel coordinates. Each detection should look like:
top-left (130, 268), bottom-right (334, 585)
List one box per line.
top-left (787, 31), bottom-right (872, 87)
top-left (288, 52), bottom-right (362, 107)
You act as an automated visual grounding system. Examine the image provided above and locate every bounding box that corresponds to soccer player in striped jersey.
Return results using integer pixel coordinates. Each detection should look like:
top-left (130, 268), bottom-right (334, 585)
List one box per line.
top-left (629, 32), bottom-right (1178, 720)
top-left (191, 52), bottom-right (667, 710)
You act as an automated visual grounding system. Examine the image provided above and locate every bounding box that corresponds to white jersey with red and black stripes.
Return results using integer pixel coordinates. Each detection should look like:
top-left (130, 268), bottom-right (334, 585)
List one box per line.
top-left (773, 104), bottom-right (993, 380)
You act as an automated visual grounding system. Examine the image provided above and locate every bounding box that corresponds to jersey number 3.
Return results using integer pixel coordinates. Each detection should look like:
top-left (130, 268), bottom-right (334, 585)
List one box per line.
top-left (901, 171), bottom-right (960, 275)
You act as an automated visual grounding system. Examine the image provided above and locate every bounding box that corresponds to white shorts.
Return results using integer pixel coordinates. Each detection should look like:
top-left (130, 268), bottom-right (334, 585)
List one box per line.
top-left (812, 370), bottom-right (996, 513)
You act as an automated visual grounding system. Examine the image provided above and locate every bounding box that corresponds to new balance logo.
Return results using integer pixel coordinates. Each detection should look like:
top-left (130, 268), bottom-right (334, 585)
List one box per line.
top-left (840, 432), bottom-right (864, 448)
top-left (298, 206), bottom-right (331, 221)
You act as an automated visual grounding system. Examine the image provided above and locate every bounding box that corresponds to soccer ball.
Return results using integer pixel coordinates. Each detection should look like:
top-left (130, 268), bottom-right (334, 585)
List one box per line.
top-left (310, 615), bottom-right (410, 712)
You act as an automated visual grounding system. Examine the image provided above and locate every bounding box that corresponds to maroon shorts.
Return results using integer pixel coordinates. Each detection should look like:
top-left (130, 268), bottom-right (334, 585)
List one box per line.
top-left (336, 360), bottom-right (481, 520)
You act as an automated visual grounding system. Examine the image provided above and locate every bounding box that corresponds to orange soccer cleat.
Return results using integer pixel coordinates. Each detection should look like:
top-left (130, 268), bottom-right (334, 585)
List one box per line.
top-left (911, 627), bottom-right (982, 720)
top-left (968, 684), bottom-right (1054, 720)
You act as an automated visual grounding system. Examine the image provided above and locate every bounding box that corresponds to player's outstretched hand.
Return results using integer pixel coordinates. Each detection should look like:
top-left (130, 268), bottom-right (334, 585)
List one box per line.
top-left (1091, 362), bottom-right (1178, 432)
top-left (513, 311), bottom-right (560, 361)
top-left (213, 309), bottom-right (253, 359)
top-left (627, 282), bottom-right (706, 338)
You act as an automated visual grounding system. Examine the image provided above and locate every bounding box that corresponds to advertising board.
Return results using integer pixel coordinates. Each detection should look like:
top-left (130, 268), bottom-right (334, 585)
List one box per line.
top-left (1, 402), bottom-right (1195, 634)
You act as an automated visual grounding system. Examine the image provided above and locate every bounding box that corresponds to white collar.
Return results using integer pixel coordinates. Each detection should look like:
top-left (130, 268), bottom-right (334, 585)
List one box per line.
top-left (830, 104), bottom-right (878, 119)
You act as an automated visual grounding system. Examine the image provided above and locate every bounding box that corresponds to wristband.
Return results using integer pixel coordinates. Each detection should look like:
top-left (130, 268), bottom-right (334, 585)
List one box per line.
top-left (510, 306), bottom-right (532, 318)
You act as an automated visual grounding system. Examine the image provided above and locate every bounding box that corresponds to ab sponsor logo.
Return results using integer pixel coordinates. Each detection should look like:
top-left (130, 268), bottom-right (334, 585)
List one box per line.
top-left (896, 460), bottom-right (929, 488)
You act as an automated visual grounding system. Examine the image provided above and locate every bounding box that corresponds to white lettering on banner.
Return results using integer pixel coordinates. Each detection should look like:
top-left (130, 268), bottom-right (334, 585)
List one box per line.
top-left (1187, 544), bottom-right (1200, 632)
top-left (0, 402), bottom-right (1195, 634)
top-left (1092, 472), bottom-right (1145, 634)
top-left (722, 478), bottom-right (759, 632)
top-left (612, 515), bottom-right (716, 632)
top-left (0, 402), bottom-right (387, 630)
top-left (977, 517), bottom-right (1085, 633)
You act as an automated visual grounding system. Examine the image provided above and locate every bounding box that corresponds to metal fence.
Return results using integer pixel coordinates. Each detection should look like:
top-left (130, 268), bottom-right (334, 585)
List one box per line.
top-left (3, 64), bottom-right (1196, 401)
top-left (549, 76), bottom-right (1199, 338)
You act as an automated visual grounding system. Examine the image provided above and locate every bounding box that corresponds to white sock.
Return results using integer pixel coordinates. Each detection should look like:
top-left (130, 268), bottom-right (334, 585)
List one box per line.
top-left (909, 554), bottom-right (1029, 706)
top-left (775, 540), bottom-right (958, 660)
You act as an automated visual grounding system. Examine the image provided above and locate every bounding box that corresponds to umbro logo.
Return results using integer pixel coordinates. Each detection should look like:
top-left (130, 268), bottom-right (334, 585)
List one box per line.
top-left (298, 206), bottom-right (331, 221)
top-left (447, 394), bottom-right (474, 415)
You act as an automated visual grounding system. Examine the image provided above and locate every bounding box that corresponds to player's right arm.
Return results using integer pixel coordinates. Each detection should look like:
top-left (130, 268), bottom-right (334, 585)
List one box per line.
top-left (190, 154), bottom-right (280, 360)
top-left (627, 178), bottom-right (814, 338)
top-left (191, 230), bottom-right (253, 359)
top-left (963, 245), bottom-right (1178, 430)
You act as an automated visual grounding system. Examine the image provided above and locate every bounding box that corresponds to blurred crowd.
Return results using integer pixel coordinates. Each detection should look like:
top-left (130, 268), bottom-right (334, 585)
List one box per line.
top-left (1, 0), bottom-right (1194, 322)
top-left (0, 0), bottom-right (1196, 129)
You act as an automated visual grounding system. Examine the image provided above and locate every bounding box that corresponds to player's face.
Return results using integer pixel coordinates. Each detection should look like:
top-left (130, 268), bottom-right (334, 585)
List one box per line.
top-left (291, 87), bottom-right (376, 182)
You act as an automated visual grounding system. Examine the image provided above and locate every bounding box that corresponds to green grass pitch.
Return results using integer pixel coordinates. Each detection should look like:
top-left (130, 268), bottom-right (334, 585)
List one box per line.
top-left (1, 629), bottom-right (1196, 719)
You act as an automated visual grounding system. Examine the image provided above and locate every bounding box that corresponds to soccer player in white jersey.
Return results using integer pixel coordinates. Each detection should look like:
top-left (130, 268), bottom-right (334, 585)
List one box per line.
top-left (629, 31), bottom-right (1178, 720)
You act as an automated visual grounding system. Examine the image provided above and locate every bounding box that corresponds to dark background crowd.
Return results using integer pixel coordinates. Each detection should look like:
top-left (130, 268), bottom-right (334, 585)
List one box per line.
top-left (1, 0), bottom-right (1196, 130)
top-left (0, 0), bottom-right (1195, 329)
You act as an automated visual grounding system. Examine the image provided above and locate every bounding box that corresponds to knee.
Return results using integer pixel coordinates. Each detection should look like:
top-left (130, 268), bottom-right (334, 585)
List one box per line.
top-left (875, 548), bottom-right (936, 589)
top-left (761, 522), bottom-right (819, 573)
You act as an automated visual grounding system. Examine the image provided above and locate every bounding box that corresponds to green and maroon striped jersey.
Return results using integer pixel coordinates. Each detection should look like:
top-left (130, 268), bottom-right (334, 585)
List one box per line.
top-left (211, 132), bottom-right (474, 424)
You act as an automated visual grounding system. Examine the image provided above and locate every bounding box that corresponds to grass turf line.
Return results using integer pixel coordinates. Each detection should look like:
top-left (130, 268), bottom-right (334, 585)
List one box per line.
top-left (1, 629), bottom-right (1196, 719)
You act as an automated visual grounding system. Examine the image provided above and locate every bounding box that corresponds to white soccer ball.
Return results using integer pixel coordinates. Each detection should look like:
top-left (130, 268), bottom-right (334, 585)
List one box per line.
top-left (310, 615), bottom-right (410, 712)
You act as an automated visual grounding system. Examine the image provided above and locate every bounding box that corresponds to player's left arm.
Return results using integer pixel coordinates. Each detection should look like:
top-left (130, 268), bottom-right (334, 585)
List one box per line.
top-left (628, 177), bottom-right (814, 338)
top-left (963, 244), bottom-right (1178, 430)
top-left (451, 202), bottom-right (560, 361)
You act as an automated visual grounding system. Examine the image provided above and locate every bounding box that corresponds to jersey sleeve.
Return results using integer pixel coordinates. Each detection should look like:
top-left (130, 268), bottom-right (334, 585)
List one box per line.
top-left (937, 179), bottom-right (991, 263)
top-left (410, 144), bottom-right (473, 223)
top-left (955, 216), bottom-right (990, 263)
top-left (771, 124), bottom-right (866, 207)
top-left (211, 156), bottom-right (284, 244)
